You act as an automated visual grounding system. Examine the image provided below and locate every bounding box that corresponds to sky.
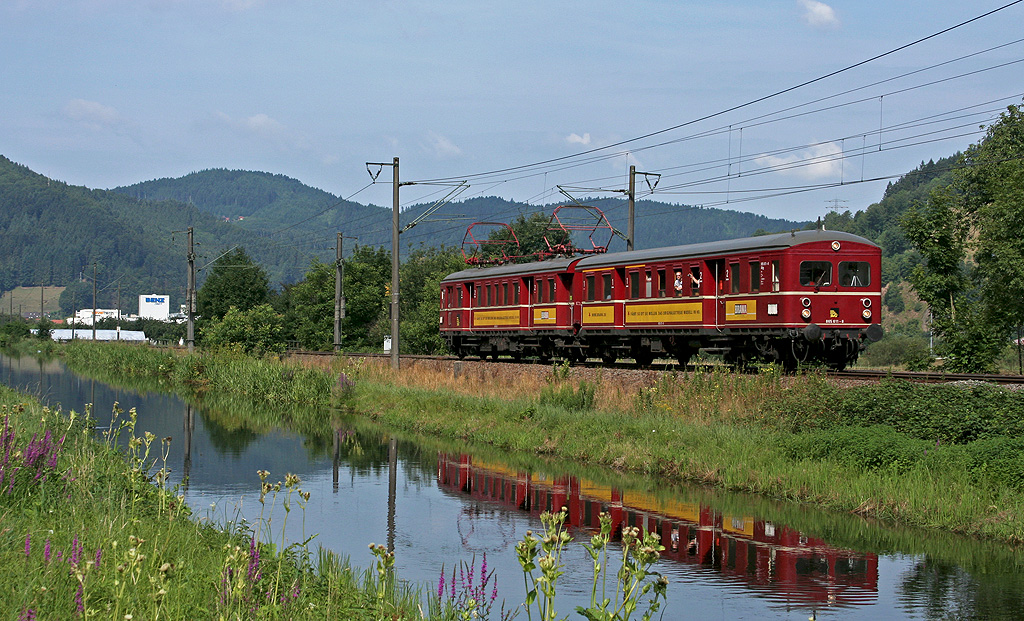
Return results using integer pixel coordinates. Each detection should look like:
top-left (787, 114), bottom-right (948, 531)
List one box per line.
top-left (2, 0), bottom-right (1023, 225)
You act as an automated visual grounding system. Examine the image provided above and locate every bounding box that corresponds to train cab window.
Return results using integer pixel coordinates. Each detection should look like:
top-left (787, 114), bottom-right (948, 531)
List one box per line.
top-left (549, 278), bottom-right (556, 303)
top-left (838, 261), bottom-right (871, 287)
top-left (800, 261), bottom-right (833, 287)
top-left (586, 275), bottom-right (596, 302)
top-left (657, 269), bottom-right (667, 297)
top-left (729, 263), bottom-right (740, 294)
top-left (750, 262), bottom-right (760, 292)
top-left (629, 271), bottom-right (640, 299)
top-left (771, 261), bottom-right (780, 292)
top-left (602, 273), bottom-right (613, 300)
top-left (486, 284), bottom-right (492, 306)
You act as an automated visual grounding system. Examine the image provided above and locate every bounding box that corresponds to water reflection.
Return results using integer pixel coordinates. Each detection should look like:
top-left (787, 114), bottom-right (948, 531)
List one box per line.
top-left (438, 454), bottom-right (878, 613)
top-left (5, 351), bottom-right (1024, 619)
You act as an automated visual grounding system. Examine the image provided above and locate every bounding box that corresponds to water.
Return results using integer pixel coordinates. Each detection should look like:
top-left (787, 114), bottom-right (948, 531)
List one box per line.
top-left (3, 353), bottom-right (1024, 620)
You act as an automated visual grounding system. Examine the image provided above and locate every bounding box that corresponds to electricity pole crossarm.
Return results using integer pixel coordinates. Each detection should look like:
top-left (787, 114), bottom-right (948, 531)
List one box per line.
top-left (400, 182), bottom-right (469, 234)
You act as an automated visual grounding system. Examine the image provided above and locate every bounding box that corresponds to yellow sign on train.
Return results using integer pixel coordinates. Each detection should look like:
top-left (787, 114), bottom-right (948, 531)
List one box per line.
top-left (625, 302), bottom-right (702, 324)
top-left (473, 309), bottom-right (520, 327)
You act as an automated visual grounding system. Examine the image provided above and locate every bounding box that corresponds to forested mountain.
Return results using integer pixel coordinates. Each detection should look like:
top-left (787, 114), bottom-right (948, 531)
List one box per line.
top-left (2, 157), bottom-right (818, 315)
top-left (0, 156), bottom-right (310, 312)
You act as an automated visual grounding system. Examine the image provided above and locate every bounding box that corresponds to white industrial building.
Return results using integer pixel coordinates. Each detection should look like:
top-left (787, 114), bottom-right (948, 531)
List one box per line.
top-left (138, 294), bottom-right (171, 320)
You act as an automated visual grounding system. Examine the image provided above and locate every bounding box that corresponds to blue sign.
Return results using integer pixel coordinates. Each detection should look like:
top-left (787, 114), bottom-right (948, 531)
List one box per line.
top-left (145, 297), bottom-right (166, 304)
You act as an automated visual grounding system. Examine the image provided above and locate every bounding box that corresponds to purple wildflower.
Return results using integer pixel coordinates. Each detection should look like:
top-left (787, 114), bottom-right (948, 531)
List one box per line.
top-left (75, 584), bottom-right (84, 615)
top-left (24, 533), bottom-right (30, 557)
top-left (438, 568), bottom-right (445, 600)
top-left (18, 607), bottom-right (36, 621)
top-left (94, 548), bottom-right (102, 568)
top-left (71, 536), bottom-right (82, 565)
top-left (247, 536), bottom-right (261, 583)
top-left (44, 540), bottom-right (51, 563)
top-left (55, 550), bottom-right (63, 563)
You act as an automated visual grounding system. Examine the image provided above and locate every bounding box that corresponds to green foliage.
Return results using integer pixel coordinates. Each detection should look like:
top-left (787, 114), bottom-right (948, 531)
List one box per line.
top-left (197, 247), bottom-right (270, 321)
top-left (398, 245), bottom-right (464, 354)
top-left (0, 314), bottom-right (30, 347)
top-left (199, 304), bottom-right (285, 355)
top-left (339, 245), bottom-right (391, 350)
top-left (281, 259), bottom-right (335, 351)
top-left (860, 333), bottom-right (932, 370)
top-left (901, 103), bottom-right (1024, 371)
top-left (883, 284), bottom-right (905, 313)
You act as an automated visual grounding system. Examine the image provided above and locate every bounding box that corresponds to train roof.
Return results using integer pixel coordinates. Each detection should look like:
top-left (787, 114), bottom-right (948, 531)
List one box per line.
top-left (441, 229), bottom-right (877, 282)
top-left (576, 228), bottom-right (878, 270)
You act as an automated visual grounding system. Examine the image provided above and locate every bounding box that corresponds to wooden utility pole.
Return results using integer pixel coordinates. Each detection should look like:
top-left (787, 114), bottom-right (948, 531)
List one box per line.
top-left (40, 284), bottom-right (44, 320)
top-left (186, 227), bottom-right (196, 352)
top-left (334, 233), bottom-right (357, 352)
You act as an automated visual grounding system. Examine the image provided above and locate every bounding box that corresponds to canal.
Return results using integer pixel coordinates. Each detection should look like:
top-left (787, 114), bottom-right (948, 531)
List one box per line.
top-left (3, 352), bottom-right (1024, 619)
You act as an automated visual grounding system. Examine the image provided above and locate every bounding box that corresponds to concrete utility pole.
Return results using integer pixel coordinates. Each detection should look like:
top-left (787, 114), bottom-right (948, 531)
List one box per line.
top-left (366, 157), bottom-right (402, 370)
top-left (627, 165), bottom-right (636, 252)
top-left (186, 227), bottom-right (196, 353)
top-left (623, 166), bottom-right (660, 252)
top-left (92, 261), bottom-right (97, 342)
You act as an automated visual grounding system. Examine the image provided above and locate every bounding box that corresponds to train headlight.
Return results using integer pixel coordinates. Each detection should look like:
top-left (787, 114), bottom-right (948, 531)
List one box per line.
top-left (801, 308), bottom-right (812, 320)
top-left (800, 297), bottom-right (811, 308)
top-left (831, 241), bottom-right (841, 251)
top-left (861, 298), bottom-right (872, 308)
top-left (862, 309), bottom-right (872, 320)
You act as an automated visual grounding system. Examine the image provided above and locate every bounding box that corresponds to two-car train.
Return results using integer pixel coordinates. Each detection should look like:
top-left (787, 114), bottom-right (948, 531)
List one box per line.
top-left (439, 228), bottom-right (884, 369)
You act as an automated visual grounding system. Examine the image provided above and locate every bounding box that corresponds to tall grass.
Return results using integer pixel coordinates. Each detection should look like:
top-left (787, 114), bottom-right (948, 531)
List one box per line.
top-left (0, 386), bottom-right (427, 619)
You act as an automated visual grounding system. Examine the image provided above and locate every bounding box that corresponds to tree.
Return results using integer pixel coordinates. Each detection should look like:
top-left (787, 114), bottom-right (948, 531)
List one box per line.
top-left (281, 259), bottom-right (334, 351)
top-left (200, 304), bottom-right (285, 355)
top-left (399, 245), bottom-right (464, 354)
top-left (902, 102), bottom-right (1024, 371)
top-left (197, 247), bottom-right (270, 320)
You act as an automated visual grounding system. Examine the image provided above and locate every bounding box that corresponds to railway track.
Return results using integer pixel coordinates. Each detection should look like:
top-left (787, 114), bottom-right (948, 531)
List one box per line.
top-left (286, 349), bottom-right (1024, 385)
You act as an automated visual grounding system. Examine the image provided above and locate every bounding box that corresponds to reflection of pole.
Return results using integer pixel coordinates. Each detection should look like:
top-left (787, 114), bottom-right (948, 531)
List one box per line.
top-left (183, 403), bottom-right (194, 492)
top-left (387, 437), bottom-right (397, 553)
top-left (186, 227), bottom-right (196, 353)
top-left (332, 427), bottom-right (340, 493)
top-left (92, 261), bottom-right (97, 342)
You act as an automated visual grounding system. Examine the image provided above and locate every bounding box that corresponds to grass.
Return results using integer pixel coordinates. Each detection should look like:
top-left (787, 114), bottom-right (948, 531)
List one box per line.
top-left (46, 342), bottom-right (1024, 543)
top-left (0, 386), bottom-right (426, 619)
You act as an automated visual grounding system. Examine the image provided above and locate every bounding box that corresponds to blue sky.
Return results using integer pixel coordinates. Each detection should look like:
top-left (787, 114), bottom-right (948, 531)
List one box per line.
top-left (2, 0), bottom-right (1022, 222)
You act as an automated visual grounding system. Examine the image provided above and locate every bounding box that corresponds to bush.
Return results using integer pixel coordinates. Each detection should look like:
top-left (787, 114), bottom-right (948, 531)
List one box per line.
top-left (782, 425), bottom-right (930, 473)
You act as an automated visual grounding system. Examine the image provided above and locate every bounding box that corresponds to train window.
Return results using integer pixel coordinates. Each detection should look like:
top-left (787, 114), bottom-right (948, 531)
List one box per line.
top-left (799, 261), bottom-right (832, 287)
top-left (514, 282), bottom-right (520, 304)
top-left (458, 287), bottom-right (463, 306)
top-left (771, 261), bottom-right (780, 292)
top-left (537, 280), bottom-right (543, 303)
top-left (630, 272), bottom-right (640, 299)
top-left (602, 273), bottom-right (613, 300)
top-left (729, 263), bottom-right (740, 294)
top-left (749, 262), bottom-right (759, 292)
top-left (645, 270), bottom-right (653, 298)
top-left (690, 267), bottom-right (701, 296)
top-left (502, 283), bottom-right (509, 305)
top-left (549, 278), bottom-right (556, 303)
top-left (586, 275), bottom-right (596, 302)
top-left (657, 269), bottom-right (666, 297)
top-left (486, 284), bottom-right (492, 306)
top-left (838, 261), bottom-right (871, 287)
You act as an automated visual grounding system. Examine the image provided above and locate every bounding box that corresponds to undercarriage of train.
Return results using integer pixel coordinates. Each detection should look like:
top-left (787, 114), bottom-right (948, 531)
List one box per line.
top-left (447, 324), bottom-right (883, 371)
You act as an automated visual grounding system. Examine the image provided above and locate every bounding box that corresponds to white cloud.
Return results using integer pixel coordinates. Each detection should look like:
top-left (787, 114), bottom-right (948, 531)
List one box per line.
top-left (221, 0), bottom-right (265, 11)
top-left (425, 132), bottom-right (462, 158)
top-left (754, 142), bottom-right (843, 180)
top-left (566, 132), bottom-right (591, 146)
top-left (209, 111), bottom-right (313, 153)
top-left (798, 0), bottom-right (839, 28)
top-left (63, 99), bottom-right (122, 130)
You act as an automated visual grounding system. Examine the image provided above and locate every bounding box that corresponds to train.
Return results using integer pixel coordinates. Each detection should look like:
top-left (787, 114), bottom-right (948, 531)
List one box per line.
top-left (439, 227), bottom-right (884, 370)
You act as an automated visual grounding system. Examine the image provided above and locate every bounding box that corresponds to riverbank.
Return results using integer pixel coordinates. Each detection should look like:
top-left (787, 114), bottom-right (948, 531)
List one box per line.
top-left (55, 342), bottom-right (1024, 543)
top-left (0, 383), bottom-right (424, 618)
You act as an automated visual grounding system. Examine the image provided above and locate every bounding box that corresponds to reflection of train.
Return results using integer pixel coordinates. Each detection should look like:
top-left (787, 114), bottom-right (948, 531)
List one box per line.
top-left (438, 454), bottom-right (878, 610)
top-left (440, 229), bottom-right (883, 369)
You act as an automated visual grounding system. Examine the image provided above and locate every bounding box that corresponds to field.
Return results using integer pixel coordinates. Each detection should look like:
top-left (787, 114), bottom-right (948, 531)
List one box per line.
top-left (0, 285), bottom-right (65, 319)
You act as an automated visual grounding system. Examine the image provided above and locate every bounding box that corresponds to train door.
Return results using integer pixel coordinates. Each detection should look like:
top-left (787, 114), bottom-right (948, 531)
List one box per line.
top-left (523, 277), bottom-right (534, 327)
top-left (707, 259), bottom-right (726, 328)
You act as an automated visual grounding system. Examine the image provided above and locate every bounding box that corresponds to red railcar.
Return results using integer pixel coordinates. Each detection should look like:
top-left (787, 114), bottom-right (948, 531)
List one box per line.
top-left (439, 229), bottom-right (883, 369)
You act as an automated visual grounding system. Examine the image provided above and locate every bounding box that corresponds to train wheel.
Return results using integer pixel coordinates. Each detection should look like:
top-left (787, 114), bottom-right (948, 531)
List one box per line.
top-left (601, 351), bottom-right (617, 365)
top-left (633, 349), bottom-right (654, 368)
